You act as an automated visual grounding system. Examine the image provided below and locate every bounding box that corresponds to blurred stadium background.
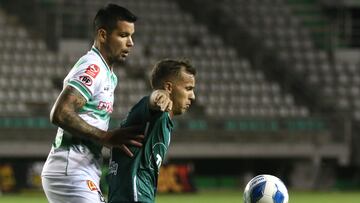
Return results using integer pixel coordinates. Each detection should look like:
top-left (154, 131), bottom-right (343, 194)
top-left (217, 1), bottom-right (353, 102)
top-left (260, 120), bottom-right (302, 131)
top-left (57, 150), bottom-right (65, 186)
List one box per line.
top-left (1, 0), bottom-right (360, 201)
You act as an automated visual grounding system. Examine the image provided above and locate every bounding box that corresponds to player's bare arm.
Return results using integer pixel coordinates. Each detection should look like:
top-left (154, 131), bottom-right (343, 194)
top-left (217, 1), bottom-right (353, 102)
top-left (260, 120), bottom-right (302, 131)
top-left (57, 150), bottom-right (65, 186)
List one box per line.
top-left (50, 85), bottom-right (109, 143)
top-left (50, 85), bottom-right (143, 153)
top-left (149, 90), bottom-right (172, 111)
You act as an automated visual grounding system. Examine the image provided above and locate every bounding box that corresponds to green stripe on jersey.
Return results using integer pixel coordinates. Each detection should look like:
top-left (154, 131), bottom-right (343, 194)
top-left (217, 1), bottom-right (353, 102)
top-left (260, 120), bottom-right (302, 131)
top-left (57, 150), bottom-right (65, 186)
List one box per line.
top-left (80, 100), bottom-right (111, 121)
top-left (92, 47), bottom-right (111, 71)
top-left (68, 80), bottom-right (91, 101)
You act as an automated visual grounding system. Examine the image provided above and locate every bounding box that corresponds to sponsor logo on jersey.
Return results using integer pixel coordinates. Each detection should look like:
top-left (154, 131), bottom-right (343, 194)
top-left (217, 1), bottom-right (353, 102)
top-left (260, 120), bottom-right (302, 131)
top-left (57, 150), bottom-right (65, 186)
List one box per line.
top-left (98, 101), bottom-right (113, 113)
top-left (85, 64), bottom-right (100, 78)
top-left (86, 180), bottom-right (98, 191)
top-left (109, 161), bottom-right (118, 175)
top-left (79, 75), bottom-right (93, 86)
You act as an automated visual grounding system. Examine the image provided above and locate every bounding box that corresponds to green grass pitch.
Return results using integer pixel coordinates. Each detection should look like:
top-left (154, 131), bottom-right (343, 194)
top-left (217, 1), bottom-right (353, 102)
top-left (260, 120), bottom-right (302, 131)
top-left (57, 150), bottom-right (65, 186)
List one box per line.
top-left (1, 190), bottom-right (360, 203)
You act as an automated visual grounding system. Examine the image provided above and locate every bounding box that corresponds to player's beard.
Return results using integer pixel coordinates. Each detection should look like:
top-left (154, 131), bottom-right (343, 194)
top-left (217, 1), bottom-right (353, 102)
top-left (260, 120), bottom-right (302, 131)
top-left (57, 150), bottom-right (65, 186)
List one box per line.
top-left (104, 42), bottom-right (126, 66)
top-left (110, 53), bottom-right (126, 65)
top-left (109, 52), bottom-right (125, 66)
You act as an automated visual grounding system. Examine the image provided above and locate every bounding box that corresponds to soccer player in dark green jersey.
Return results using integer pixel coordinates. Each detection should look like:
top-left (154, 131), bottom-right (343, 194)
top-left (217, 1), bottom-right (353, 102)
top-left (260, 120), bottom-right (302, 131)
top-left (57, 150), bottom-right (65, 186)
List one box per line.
top-left (107, 59), bottom-right (196, 203)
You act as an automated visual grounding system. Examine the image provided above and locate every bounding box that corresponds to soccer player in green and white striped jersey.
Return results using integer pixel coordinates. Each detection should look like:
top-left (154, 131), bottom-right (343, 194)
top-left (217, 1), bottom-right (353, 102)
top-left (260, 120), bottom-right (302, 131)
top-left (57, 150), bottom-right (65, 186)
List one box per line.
top-left (108, 59), bottom-right (196, 203)
top-left (41, 4), bottom-right (172, 203)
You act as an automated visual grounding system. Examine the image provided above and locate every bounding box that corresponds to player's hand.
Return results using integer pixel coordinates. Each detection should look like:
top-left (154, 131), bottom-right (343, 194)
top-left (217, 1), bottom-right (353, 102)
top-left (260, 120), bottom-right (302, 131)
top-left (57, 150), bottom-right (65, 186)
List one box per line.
top-left (103, 125), bottom-right (144, 157)
top-left (149, 90), bottom-right (172, 112)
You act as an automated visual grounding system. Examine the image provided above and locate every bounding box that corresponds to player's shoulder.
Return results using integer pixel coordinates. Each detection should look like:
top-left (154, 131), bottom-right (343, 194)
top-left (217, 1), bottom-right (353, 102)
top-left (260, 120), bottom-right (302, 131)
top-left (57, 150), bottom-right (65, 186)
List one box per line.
top-left (78, 51), bottom-right (103, 68)
top-left (74, 52), bottom-right (107, 76)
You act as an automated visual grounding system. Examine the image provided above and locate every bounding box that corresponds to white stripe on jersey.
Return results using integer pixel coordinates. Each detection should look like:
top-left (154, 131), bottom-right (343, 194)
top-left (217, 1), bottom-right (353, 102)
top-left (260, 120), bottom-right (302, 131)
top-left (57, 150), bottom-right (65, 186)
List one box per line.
top-left (133, 175), bottom-right (138, 202)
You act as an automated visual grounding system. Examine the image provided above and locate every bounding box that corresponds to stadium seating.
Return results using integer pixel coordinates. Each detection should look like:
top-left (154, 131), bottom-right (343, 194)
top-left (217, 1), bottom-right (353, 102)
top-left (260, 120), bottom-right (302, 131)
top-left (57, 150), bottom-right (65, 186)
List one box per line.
top-left (3, 0), bottom-right (359, 122)
top-left (0, 9), bottom-right (62, 116)
top-left (0, 0), bottom-right (313, 119)
top-left (112, 0), bottom-right (309, 118)
top-left (219, 0), bottom-right (360, 121)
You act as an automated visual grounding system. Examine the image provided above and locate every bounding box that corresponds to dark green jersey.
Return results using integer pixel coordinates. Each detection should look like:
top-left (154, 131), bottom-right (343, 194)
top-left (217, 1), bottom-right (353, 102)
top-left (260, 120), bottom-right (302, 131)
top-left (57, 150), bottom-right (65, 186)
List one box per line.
top-left (108, 96), bottom-right (174, 203)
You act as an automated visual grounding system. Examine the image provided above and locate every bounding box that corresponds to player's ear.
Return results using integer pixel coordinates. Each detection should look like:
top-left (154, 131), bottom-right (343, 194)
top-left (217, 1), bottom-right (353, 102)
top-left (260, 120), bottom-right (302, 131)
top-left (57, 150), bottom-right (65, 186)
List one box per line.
top-left (163, 81), bottom-right (172, 94)
top-left (97, 28), bottom-right (107, 43)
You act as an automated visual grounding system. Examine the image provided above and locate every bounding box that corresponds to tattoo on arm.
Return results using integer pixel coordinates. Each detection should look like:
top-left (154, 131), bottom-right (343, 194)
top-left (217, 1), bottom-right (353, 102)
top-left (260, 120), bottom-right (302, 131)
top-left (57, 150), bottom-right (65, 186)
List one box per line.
top-left (51, 85), bottom-right (106, 141)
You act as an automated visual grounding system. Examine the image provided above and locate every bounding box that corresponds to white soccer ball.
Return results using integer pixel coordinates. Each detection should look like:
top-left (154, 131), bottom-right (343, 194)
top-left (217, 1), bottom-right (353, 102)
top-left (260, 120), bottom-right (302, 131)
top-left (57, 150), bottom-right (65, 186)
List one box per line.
top-left (243, 174), bottom-right (289, 203)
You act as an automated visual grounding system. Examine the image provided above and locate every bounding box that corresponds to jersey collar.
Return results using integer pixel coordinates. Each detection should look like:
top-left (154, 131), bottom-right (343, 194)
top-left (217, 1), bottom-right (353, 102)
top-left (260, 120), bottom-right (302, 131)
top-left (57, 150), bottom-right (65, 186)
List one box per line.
top-left (91, 46), bottom-right (112, 72)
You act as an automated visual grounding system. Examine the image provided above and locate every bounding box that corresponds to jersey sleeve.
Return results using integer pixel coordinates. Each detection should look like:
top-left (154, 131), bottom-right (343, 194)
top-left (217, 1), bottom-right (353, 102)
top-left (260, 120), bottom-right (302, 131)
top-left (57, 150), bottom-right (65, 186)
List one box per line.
top-left (66, 62), bottom-right (102, 101)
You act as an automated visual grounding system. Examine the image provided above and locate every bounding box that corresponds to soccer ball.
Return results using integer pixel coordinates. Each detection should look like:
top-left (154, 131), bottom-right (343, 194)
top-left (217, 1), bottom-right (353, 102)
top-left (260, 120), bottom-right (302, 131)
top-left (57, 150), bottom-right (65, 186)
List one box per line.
top-left (243, 174), bottom-right (289, 203)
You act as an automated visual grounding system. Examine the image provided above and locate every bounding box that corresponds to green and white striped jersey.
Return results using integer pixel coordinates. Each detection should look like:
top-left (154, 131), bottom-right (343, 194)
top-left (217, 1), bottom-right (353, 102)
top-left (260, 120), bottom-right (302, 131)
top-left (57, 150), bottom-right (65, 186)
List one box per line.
top-left (108, 96), bottom-right (174, 203)
top-left (54, 46), bottom-right (117, 156)
top-left (42, 46), bottom-right (117, 177)
top-left (66, 46), bottom-right (117, 130)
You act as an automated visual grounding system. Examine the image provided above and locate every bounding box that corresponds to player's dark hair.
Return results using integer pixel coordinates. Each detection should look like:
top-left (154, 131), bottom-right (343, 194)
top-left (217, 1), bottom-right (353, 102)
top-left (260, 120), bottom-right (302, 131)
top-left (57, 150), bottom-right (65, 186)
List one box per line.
top-left (93, 4), bottom-right (137, 34)
top-left (151, 59), bottom-right (196, 89)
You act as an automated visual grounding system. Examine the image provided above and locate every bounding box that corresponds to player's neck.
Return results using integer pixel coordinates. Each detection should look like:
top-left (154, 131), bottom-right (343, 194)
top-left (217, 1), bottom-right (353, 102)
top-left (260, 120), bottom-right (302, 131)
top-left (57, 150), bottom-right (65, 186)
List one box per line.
top-left (93, 44), bottom-right (113, 71)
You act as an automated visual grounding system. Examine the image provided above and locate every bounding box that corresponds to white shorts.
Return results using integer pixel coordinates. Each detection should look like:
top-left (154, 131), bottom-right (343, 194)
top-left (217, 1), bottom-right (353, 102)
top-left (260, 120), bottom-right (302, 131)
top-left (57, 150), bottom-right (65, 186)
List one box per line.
top-left (42, 175), bottom-right (105, 203)
top-left (42, 145), bottom-right (104, 203)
